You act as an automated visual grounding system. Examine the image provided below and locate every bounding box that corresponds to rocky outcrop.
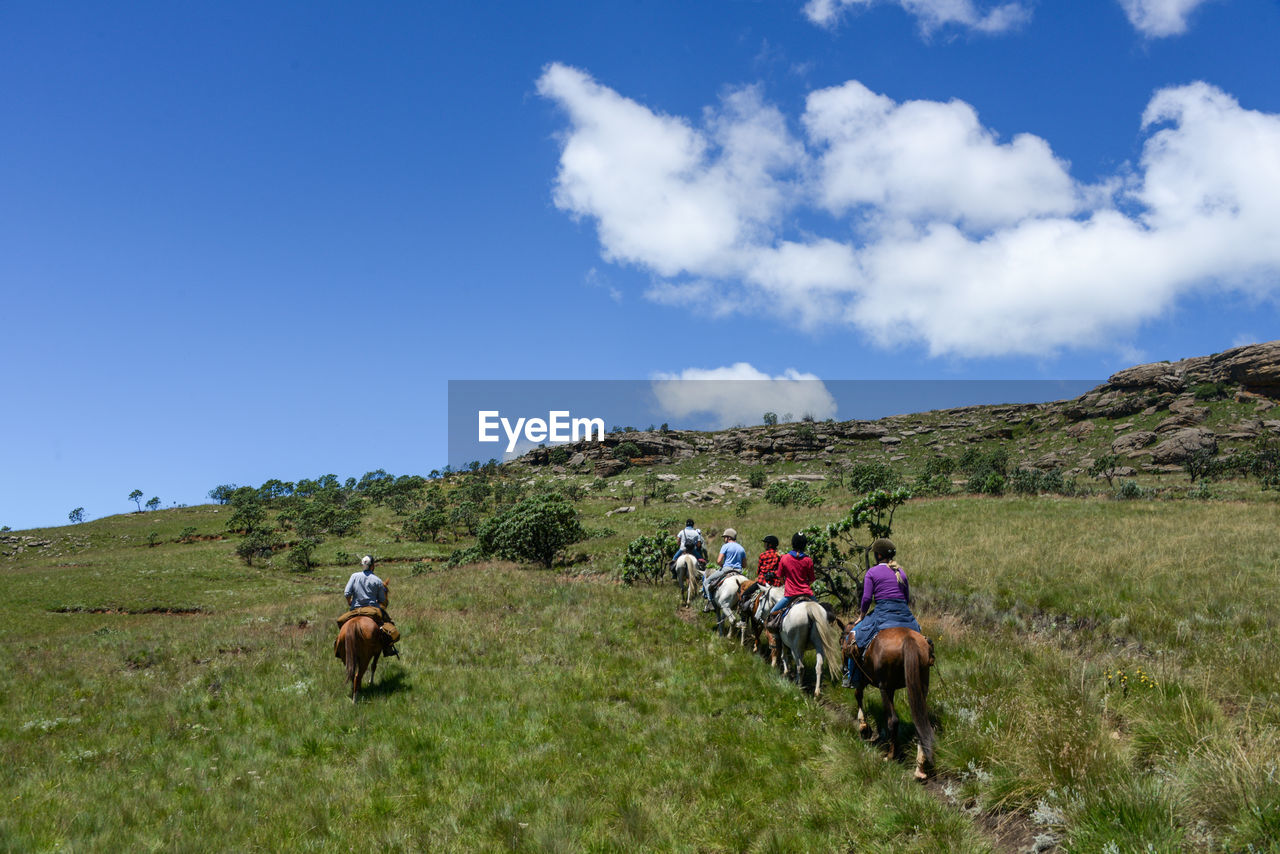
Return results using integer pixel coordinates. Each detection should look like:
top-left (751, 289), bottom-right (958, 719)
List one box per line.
top-left (1112, 431), bottom-right (1158, 456)
top-left (1149, 428), bottom-right (1217, 464)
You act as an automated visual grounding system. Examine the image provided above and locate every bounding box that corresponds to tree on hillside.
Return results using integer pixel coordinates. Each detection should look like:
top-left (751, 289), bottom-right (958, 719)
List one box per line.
top-left (1090, 454), bottom-right (1123, 488)
top-left (477, 491), bottom-right (586, 569)
top-left (208, 484), bottom-right (237, 505)
top-left (145, 496), bottom-right (161, 512)
top-left (763, 411), bottom-right (778, 426)
top-left (68, 507), bottom-right (85, 524)
top-left (128, 489), bottom-right (144, 512)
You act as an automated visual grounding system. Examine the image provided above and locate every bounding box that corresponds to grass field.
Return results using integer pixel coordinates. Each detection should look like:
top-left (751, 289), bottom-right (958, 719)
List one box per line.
top-left (4, 489), bottom-right (1279, 851)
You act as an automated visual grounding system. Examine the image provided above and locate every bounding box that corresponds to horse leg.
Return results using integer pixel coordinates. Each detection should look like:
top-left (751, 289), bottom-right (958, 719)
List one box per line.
top-left (881, 686), bottom-right (898, 760)
top-left (855, 683), bottom-right (871, 738)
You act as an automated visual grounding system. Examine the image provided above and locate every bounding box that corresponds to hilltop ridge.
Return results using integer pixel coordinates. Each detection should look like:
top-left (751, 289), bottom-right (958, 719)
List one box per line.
top-left (512, 340), bottom-right (1280, 485)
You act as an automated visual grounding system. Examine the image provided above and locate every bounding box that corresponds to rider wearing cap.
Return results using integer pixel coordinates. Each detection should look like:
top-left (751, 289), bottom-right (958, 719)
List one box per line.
top-left (756, 535), bottom-right (783, 587)
top-left (670, 518), bottom-right (705, 578)
top-left (342, 555), bottom-right (399, 657)
top-left (769, 532), bottom-right (815, 619)
top-left (702, 528), bottom-right (746, 608)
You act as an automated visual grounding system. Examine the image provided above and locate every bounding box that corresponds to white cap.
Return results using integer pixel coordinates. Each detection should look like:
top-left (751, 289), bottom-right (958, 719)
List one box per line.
top-left (361, 555), bottom-right (373, 568)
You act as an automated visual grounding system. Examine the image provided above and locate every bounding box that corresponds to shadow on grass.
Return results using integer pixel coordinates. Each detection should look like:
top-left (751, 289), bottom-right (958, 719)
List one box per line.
top-left (362, 665), bottom-right (411, 699)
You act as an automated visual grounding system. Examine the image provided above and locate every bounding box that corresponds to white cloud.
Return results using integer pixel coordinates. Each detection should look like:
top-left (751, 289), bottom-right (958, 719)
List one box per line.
top-left (539, 64), bottom-right (1280, 358)
top-left (651, 364), bottom-right (837, 428)
top-left (803, 0), bottom-right (1031, 34)
top-left (804, 80), bottom-right (1082, 230)
top-left (1118, 0), bottom-right (1215, 37)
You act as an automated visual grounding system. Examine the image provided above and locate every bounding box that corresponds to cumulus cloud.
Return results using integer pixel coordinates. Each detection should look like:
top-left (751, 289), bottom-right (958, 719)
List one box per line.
top-left (538, 63), bottom-right (1280, 358)
top-left (1118, 0), bottom-right (1215, 37)
top-left (651, 364), bottom-right (837, 428)
top-left (803, 0), bottom-right (1031, 34)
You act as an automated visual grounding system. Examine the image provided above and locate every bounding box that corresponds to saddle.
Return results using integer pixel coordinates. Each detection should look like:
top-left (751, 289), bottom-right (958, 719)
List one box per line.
top-left (334, 606), bottom-right (400, 653)
top-left (708, 571), bottom-right (745, 600)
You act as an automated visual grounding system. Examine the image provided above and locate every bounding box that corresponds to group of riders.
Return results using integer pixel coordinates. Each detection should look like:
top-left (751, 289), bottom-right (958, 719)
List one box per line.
top-left (333, 519), bottom-right (924, 689)
top-left (670, 518), bottom-right (921, 688)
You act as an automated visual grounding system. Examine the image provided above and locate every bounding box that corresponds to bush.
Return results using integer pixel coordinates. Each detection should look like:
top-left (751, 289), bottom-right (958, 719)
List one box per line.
top-left (747, 469), bottom-right (767, 489)
top-left (178, 526), bottom-right (198, 543)
top-left (847, 461), bottom-right (899, 494)
top-left (612, 442), bottom-right (642, 463)
top-left (764, 480), bottom-right (822, 508)
top-left (549, 446), bottom-right (571, 465)
top-left (476, 492), bottom-right (586, 568)
top-left (621, 531), bottom-right (678, 585)
top-left (1115, 480), bottom-right (1149, 501)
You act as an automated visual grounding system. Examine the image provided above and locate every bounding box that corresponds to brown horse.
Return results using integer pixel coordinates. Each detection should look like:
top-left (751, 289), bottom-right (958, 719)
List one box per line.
top-left (336, 616), bottom-right (382, 701)
top-left (335, 577), bottom-right (391, 702)
top-left (844, 625), bottom-right (935, 780)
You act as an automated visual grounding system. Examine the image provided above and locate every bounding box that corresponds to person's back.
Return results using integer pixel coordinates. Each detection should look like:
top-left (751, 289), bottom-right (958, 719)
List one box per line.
top-left (341, 555), bottom-right (399, 657)
top-left (345, 567), bottom-right (387, 609)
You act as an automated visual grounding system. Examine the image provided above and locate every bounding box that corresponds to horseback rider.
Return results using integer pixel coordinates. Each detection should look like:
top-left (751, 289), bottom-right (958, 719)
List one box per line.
top-left (767, 532), bottom-right (814, 625)
top-left (341, 555), bottom-right (400, 657)
top-left (670, 519), bottom-right (705, 577)
top-left (702, 527), bottom-right (746, 609)
top-left (843, 538), bottom-right (920, 688)
top-left (756, 535), bottom-right (783, 587)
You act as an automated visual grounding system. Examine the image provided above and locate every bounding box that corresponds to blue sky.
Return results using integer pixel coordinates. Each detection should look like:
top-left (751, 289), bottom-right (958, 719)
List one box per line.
top-left (3, 0), bottom-right (1278, 530)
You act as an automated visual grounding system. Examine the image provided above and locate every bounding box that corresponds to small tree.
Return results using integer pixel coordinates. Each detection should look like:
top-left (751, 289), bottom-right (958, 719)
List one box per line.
top-left (763, 411), bottom-right (778, 426)
top-left (68, 507), bottom-right (85, 524)
top-left (621, 530), bottom-right (678, 585)
top-left (1184, 448), bottom-right (1218, 484)
top-left (145, 496), bottom-right (161, 512)
top-left (146, 531), bottom-right (160, 548)
top-left (128, 489), bottom-right (144, 512)
top-left (477, 492), bottom-right (586, 569)
top-left (1090, 454), bottom-right (1123, 488)
top-left (208, 484), bottom-right (238, 504)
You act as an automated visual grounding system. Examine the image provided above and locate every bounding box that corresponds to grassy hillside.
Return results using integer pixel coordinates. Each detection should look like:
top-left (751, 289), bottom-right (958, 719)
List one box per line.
top-left (5, 487), bottom-right (1279, 851)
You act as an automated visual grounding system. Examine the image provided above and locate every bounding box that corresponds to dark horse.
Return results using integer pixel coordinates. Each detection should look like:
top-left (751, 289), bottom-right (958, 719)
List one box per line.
top-left (845, 625), bottom-right (935, 780)
top-left (335, 615), bottom-right (382, 702)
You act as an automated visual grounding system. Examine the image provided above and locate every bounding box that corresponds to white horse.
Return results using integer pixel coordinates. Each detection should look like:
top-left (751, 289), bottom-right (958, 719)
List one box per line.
top-left (710, 572), bottom-right (750, 637)
top-left (777, 600), bottom-right (844, 698)
top-left (674, 553), bottom-right (702, 608)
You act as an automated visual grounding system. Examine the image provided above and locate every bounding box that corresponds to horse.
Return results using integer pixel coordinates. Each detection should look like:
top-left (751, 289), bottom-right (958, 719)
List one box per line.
top-left (776, 600), bottom-right (843, 697)
top-left (844, 626), bottom-right (935, 781)
top-left (674, 553), bottom-right (702, 608)
top-left (709, 572), bottom-right (751, 637)
top-left (336, 616), bottom-right (382, 701)
top-left (334, 578), bottom-right (391, 702)
top-left (737, 582), bottom-right (784, 653)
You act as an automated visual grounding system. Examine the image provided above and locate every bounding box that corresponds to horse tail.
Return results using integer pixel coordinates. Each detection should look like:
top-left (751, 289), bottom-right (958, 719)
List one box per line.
top-left (342, 622), bottom-right (358, 694)
top-left (813, 605), bottom-right (844, 682)
top-left (903, 633), bottom-right (934, 764)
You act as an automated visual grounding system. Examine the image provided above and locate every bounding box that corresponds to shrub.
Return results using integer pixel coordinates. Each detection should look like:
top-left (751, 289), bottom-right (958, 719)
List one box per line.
top-left (1115, 480), bottom-right (1148, 500)
top-left (549, 446), bottom-right (571, 465)
top-left (748, 469), bottom-right (767, 489)
top-left (764, 480), bottom-right (822, 508)
top-left (612, 442), bottom-right (642, 463)
top-left (621, 530), bottom-right (678, 585)
top-left (847, 461), bottom-right (900, 494)
top-left (178, 526), bottom-right (197, 543)
top-left (476, 492), bottom-right (586, 568)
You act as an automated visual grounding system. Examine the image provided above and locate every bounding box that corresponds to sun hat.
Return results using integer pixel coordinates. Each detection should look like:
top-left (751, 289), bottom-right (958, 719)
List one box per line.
top-left (723, 528), bottom-right (737, 539)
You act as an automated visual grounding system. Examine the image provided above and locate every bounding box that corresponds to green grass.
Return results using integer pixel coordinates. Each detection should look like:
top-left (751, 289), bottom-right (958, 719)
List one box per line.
top-left (7, 480), bottom-right (1280, 851)
top-left (1, 516), bottom-right (989, 852)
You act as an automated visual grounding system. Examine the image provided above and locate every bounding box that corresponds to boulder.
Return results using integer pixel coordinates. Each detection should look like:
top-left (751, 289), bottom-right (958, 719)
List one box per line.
top-left (594, 459), bottom-right (627, 478)
top-left (1112, 431), bottom-right (1158, 456)
top-left (1150, 428), bottom-right (1217, 464)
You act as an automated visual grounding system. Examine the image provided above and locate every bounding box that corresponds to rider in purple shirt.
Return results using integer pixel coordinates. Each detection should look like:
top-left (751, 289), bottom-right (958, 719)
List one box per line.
top-left (844, 538), bottom-right (920, 688)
